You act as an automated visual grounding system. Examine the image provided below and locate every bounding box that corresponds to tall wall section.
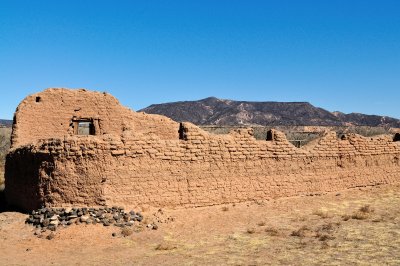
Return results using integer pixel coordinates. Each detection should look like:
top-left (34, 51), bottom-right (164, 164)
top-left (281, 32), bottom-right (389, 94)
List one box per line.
top-left (11, 88), bottom-right (179, 148)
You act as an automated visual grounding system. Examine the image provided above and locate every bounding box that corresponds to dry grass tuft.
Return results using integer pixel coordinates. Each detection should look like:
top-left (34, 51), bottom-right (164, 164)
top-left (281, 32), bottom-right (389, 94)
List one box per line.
top-left (359, 205), bottom-right (374, 214)
top-left (265, 227), bottom-right (280, 236)
top-left (318, 222), bottom-right (340, 233)
top-left (342, 214), bottom-right (351, 221)
top-left (342, 205), bottom-right (375, 221)
top-left (246, 228), bottom-right (256, 234)
top-left (133, 225), bottom-right (144, 233)
top-left (257, 221), bottom-right (266, 227)
top-left (121, 227), bottom-right (133, 237)
top-left (221, 206), bottom-right (229, 212)
top-left (155, 242), bottom-right (177, 251)
top-left (291, 225), bottom-right (311, 238)
top-left (312, 210), bottom-right (332, 219)
top-left (351, 211), bottom-right (369, 220)
top-left (316, 233), bottom-right (335, 242)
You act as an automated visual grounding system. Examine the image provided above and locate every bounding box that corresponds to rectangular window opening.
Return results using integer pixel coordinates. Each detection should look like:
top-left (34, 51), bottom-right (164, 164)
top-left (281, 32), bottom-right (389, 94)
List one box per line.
top-left (76, 120), bottom-right (96, 135)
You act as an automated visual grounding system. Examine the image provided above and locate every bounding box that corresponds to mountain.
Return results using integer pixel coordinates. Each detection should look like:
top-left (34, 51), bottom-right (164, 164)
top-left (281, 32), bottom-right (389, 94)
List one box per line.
top-left (0, 120), bottom-right (12, 127)
top-left (139, 97), bottom-right (400, 127)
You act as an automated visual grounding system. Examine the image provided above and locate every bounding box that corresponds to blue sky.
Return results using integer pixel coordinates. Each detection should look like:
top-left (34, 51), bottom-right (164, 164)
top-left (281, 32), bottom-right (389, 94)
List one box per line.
top-left (1, 0), bottom-right (399, 119)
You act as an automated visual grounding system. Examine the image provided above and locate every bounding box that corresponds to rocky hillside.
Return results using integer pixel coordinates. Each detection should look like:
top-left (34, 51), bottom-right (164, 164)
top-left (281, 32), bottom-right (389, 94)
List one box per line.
top-left (140, 97), bottom-right (400, 127)
top-left (0, 120), bottom-right (12, 127)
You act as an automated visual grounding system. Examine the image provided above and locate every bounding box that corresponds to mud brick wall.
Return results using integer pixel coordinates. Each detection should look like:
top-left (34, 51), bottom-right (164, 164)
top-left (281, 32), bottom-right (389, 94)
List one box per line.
top-left (11, 88), bottom-right (179, 148)
top-left (5, 89), bottom-right (400, 211)
top-left (6, 123), bottom-right (400, 210)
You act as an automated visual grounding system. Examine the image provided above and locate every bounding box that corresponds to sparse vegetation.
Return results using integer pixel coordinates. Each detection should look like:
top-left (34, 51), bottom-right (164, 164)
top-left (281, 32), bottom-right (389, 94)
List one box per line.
top-left (1, 185), bottom-right (400, 265)
top-left (0, 127), bottom-right (11, 189)
top-left (349, 205), bottom-right (375, 220)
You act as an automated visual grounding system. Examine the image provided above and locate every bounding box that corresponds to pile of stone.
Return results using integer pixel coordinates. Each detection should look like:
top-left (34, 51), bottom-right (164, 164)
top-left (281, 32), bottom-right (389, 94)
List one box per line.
top-left (26, 206), bottom-right (143, 231)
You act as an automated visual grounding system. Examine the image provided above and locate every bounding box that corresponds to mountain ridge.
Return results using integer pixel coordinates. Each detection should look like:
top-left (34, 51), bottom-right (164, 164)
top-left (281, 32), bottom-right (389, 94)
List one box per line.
top-left (140, 97), bottom-right (400, 128)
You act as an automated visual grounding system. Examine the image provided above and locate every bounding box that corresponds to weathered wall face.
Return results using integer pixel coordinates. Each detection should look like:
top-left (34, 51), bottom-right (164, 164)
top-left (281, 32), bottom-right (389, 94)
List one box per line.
top-left (5, 88), bottom-right (400, 211)
top-left (11, 88), bottom-right (179, 148)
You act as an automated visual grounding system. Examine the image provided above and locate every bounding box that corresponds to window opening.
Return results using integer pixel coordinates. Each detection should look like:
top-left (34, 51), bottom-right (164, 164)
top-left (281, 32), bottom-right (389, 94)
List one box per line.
top-left (73, 119), bottom-right (96, 135)
top-left (394, 133), bottom-right (400, 142)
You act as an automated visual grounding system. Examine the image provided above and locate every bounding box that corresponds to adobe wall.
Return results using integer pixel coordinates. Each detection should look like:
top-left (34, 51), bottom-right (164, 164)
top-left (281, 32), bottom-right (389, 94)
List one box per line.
top-left (5, 88), bottom-right (400, 211)
top-left (11, 88), bottom-right (179, 148)
top-left (6, 123), bottom-right (400, 210)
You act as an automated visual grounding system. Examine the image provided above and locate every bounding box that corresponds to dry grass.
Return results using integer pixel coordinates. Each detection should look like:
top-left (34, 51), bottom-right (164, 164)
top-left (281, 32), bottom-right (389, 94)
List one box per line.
top-left (121, 227), bottom-right (133, 237)
top-left (359, 204), bottom-right (374, 214)
top-left (0, 127), bottom-right (11, 189)
top-left (264, 227), bottom-right (280, 236)
top-left (246, 228), bottom-right (256, 234)
top-left (312, 210), bottom-right (333, 219)
top-left (348, 205), bottom-right (375, 220)
top-left (257, 221), bottom-right (266, 227)
top-left (155, 242), bottom-right (177, 251)
top-left (351, 211), bottom-right (370, 220)
top-left (290, 225), bottom-right (312, 238)
top-left (2, 185), bottom-right (400, 265)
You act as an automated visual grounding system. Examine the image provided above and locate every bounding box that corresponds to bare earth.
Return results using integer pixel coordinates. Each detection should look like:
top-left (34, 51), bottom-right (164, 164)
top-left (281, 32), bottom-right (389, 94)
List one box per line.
top-left (1, 184), bottom-right (400, 266)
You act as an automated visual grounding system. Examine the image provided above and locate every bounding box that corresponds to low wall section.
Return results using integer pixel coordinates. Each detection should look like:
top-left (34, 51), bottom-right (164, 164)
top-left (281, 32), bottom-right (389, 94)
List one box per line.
top-left (6, 123), bottom-right (400, 210)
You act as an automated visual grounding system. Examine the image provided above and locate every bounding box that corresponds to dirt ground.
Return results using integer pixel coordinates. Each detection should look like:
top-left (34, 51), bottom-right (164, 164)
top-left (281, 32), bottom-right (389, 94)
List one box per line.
top-left (1, 184), bottom-right (400, 266)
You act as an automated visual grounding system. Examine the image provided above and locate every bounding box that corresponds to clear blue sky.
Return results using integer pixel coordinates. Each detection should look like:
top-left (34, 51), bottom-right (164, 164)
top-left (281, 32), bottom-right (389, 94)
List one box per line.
top-left (1, 0), bottom-right (399, 119)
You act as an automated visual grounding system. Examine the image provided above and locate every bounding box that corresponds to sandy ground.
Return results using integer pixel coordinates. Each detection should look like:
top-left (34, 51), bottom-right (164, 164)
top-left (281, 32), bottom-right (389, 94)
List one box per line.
top-left (1, 184), bottom-right (400, 266)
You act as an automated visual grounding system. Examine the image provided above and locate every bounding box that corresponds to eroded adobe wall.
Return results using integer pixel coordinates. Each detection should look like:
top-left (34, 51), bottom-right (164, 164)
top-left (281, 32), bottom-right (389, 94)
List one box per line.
top-left (6, 122), bottom-right (400, 210)
top-left (11, 88), bottom-right (179, 148)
